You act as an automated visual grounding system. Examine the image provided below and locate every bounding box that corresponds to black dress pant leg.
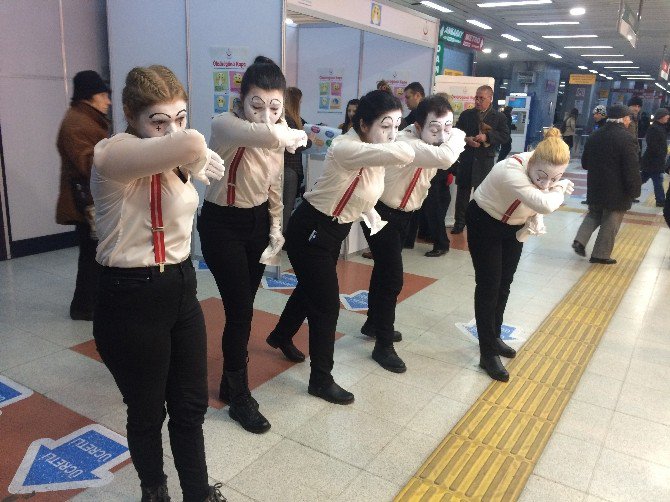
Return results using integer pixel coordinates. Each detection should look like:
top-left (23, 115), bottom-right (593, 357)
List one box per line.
top-left (93, 263), bottom-right (209, 501)
top-left (423, 173), bottom-right (450, 250)
top-left (466, 201), bottom-right (523, 357)
top-left (70, 222), bottom-right (100, 316)
top-left (198, 202), bottom-right (269, 371)
top-left (454, 183), bottom-right (471, 228)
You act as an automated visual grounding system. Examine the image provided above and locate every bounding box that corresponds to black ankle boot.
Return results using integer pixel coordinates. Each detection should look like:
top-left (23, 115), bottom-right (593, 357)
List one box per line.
top-left (372, 343), bottom-right (406, 373)
top-left (479, 355), bottom-right (509, 382)
top-left (308, 381), bottom-right (354, 404)
top-left (266, 332), bottom-right (305, 362)
top-left (493, 338), bottom-right (516, 358)
top-left (361, 321), bottom-right (402, 342)
top-left (226, 368), bottom-right (271, 434)
top-left (204, 482), bottom-right (227, 501)
top-left (218, 364), bottom-right (258, 409)
top-left (141, 479), bottom-right (170, 502)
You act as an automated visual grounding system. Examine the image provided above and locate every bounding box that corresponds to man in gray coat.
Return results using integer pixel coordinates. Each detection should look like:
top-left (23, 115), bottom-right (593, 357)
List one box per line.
top-left (572, 105), bottom-right (642, 264)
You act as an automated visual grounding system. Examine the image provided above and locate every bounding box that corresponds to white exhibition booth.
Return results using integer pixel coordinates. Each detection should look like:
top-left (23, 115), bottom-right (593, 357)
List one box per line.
top-left (285, 0), bottom-right (439, 255)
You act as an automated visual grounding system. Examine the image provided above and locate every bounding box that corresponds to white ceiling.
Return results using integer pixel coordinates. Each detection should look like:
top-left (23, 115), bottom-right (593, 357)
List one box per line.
top-left (388, 0), bottom-right (670, 84)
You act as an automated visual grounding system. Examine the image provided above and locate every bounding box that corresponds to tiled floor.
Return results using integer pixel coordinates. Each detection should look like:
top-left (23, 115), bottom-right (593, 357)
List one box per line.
top-left (1, 164), bottom-right (669, 501)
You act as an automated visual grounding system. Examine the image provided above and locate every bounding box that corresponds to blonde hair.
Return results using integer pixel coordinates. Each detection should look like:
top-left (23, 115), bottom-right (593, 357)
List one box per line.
top-left (529, 127), bottom-right (570, 167)
top-left (122, 65), bottom-right (187, 120)
top-left (284, 87), bottom-right (303, 128)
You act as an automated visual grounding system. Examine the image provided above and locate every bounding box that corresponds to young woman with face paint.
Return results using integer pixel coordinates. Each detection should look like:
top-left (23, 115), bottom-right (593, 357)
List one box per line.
top-left (466, 127), bottom-right (574, 382)
top-left (91, 65), bottom-right (226, 502)
top-left (266, 90), bottom-right (415, 404)
top-left (360, 95), bottom-right (466, 372)
top-left (197, 56), bottom-right (307, 434)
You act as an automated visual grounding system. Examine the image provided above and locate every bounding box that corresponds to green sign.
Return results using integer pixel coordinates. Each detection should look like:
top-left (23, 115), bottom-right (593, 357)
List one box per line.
top-left (439, 23), bottom-right (464, 45)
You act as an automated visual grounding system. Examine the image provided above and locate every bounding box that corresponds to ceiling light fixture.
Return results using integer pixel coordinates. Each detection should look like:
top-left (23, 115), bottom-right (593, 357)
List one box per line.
top-left (563, 45), bottom-right (612, 49)
top-left (598, 73), bottom-right (606, 77)
top-left (588, 69), bottom-right (598, 73)
top-left (592, 60), bottom-right (633, 64)
top-left (548, 53), bottom-right (562, 58)
top-left (499, 52), bottom-right (509, 58)
top-left (619, 74), bottom-right (651, 77)
top-left (478, 0), bottom-right (552, 7)
top-left (501, 33), bottom-right (521, 41)
top-left (527, 44), bottom-right (543, 51)
top-left (627, 77), bottom-right (654, 80)
top-left (655, 82), bottom-right (667, 90)
top-left (569, 7), bottom-right (586, 15)
top-left (578, 65), bottom-right (588, 69)
top-left (482, 47), bottom-right (492, 53)
top-left (603, 66), bottom-right (639, 69)
top-left (543, 34), bottom-right (597, 38)
top-left (467, 19), bottom-right (493, 30)
top-left (579, 54), bottom-right (625, 57)
top-left (606, 76), bottom-right (613, 80)
top-left (420, 1), bottom-right (453, 13)
top-left (517, 21), bottom-right (579, 25)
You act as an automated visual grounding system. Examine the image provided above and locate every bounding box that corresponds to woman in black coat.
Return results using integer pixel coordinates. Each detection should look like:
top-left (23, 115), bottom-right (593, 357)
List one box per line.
top-left (641, 108), bottom-right (669, 207)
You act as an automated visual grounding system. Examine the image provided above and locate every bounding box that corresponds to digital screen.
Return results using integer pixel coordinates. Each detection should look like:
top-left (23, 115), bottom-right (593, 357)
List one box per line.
top-left (508, 97), bottom-right (527, 108)
top-left (511, 114), bottom-right (520, 125)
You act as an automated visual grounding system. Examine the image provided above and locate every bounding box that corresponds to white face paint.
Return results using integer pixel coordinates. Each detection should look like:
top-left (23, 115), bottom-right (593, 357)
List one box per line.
top-left (132, 100), bottom-right (187, 138)
top-left (527, 161), bottom-right (566, 190)
top-left (364, 109), bottom-right (403, 144)
top-left (419, 111), bottom-right (453, 146)
top-left (242, 86), bottom-right (284, 124)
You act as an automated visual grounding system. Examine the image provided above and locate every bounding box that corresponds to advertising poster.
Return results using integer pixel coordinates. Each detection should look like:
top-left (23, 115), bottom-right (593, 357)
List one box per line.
top-left (317, 68), bottom-right (344, 113)
top-left (370, 2), bottom-right (382, 26)
top-left (210, 46), bottom-right (249, 115)
top-left (302, 123), bottom-right (341, 155)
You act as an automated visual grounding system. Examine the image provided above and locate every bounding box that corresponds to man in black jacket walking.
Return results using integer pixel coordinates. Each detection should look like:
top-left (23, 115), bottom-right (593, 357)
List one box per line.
top-left (451, 85), bottom-right (510, 234)
top-left (572, 105), bottom-right (642, 264)
top-left (640, 107), bottom-right (669, 207)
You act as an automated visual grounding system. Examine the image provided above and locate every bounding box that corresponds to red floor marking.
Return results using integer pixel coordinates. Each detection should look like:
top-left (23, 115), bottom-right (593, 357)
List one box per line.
top-left (278, 260), bottom-right (437, 305)
top-left (0, 393), bottom-right (129, 501)
top-left (71, 301), bottom-right (345, 410)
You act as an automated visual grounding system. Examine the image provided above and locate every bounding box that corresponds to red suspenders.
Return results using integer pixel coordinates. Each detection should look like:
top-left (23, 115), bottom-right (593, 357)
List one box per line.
top-left (226, 147), bottom-right (246, 206)
top-left (150, 174), bottom-right (166, 272)
top-left (501, 155), bottom-right (525, 223)
top-left (332, 168), bottom-right (363, 218)
top-left (398, 168), bottom-right (423, 210)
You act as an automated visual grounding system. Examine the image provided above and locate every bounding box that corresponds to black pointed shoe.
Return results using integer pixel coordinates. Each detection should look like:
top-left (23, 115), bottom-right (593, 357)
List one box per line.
top-left (308, 381), bottom-right (354, 405)
top-left (424, 248), bottom-right (448, 257)
top-left (266, 332), bottom-right (305, 362)
top-left (225, 368), bottom-right (271, 434)
top-left (589, 257), bottom-right (617, 265)
top-left (493, 338), bottom-right (516, 358)
top-left (372, 345), bottom-right (407, 373)
top-left (479, 355), bottom-right (509, 382)
top-left (571, 240), bottom-right (586, 257)
top-left (360, 322), bottom-right (402, 342)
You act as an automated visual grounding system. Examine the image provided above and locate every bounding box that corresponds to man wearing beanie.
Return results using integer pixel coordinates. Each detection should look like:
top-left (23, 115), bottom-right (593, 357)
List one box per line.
top-left (640, 107), bottom-right (669, 207)
top-left (572, 104), bottom-right (641, 264)
top-left (592, 105), bottom-right (607, 131)
top-left (55, 70), bottom-right (110, 320)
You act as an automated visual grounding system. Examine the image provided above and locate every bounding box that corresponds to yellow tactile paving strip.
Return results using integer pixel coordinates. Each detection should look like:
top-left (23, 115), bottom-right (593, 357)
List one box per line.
top-left (395, 217), bottom-right (663, 502)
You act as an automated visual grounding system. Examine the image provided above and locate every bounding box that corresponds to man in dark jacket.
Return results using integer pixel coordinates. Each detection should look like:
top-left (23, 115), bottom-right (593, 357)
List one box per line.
top-left (451, 85), bottom-right (510, 233)
top-left (592, 104), bottom-right (607, 131)
top-left (56, 70), bottom-right (110, 320)
top-left (572, 105), bottom-right (641, 264)
top-left (640, 107), bottom-right (669, 207)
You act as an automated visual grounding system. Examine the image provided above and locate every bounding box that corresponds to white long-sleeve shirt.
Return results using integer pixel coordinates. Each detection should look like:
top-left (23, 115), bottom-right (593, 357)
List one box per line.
top-left (380, 126), bottom-right (465, 211)
top-left (92, 130), bottom-right (208, 267)
top-left (304, 129), bottom-right (415, 223)
top-left (473, 152), bottom-right (567, 225)
top-left (205, 112), bottom-right (295, 230)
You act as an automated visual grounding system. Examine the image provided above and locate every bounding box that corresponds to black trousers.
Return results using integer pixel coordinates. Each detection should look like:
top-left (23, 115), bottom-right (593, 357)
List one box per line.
top-left (465, 201), bottom-right (523, 357)
top-left (498, 142), bottom-right (512, 163)
top-left (271, 201), bottom-right (351, 387)
top-left (70, 222), bottom-right (100, 315)
top-left (423, 171), bottom-right (451, 251)
top-left (93, 260), bottom-right (209, 502)
top-left (361, 202), bottom-right (413, 345)
top-left (198, 200), bottom-right (269, 371)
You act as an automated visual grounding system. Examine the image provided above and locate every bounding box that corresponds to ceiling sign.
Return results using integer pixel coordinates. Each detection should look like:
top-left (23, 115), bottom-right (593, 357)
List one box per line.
top-left (569, 74), bottom-right (596, 85)
top-left (617, 0), bottom-right (641, 48)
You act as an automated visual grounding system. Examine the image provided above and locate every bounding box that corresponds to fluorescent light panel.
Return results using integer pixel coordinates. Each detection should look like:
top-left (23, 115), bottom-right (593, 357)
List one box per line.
top-left (598, 73), bottom-right (606, 77)
top-left (627, 77), bottom-right (654, 80)
top-left (543, 35), bottom-right (597, 38)
top-left (592, 60), bottom-right (633, 63)
top-left (603, 66), bottom-right (639, 69)
top-left (620, 74), bottom-right (651, 77)
top-left (478, 0), bottom-right (552, 6)
top-left (580, 54), bottom-right (624, 57)
top-left (548, 53), bottom-right (562, 58)
top-left (606, 76), bottom-right (613, 80)
top-left (563, 45), bottom-right (612, 48)
top-left (420, 1), bottom-right (453, 13)
top-left (527, 44), bottom-right (543, 51)
top-left (588, 70), bottom-right (598, 73)
top-left (577, 65), bottom-right (588, 69)
top-left (482, 48), bottom-right (492, 53)
top-left (467, 19), bottom-right (493, 29)
top-left (570, 7), bottom-right (586, 15)
top-left (499, 53), bottom-right (509, 58)
top-left (501, 33), bottom-right (521, 41)
top-left (517, 21), bottom-right (578, 25)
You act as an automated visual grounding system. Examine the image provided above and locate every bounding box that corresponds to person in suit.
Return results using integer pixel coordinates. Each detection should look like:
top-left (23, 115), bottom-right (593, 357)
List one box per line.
top-left (451, 85), bottom-right (510, 234)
